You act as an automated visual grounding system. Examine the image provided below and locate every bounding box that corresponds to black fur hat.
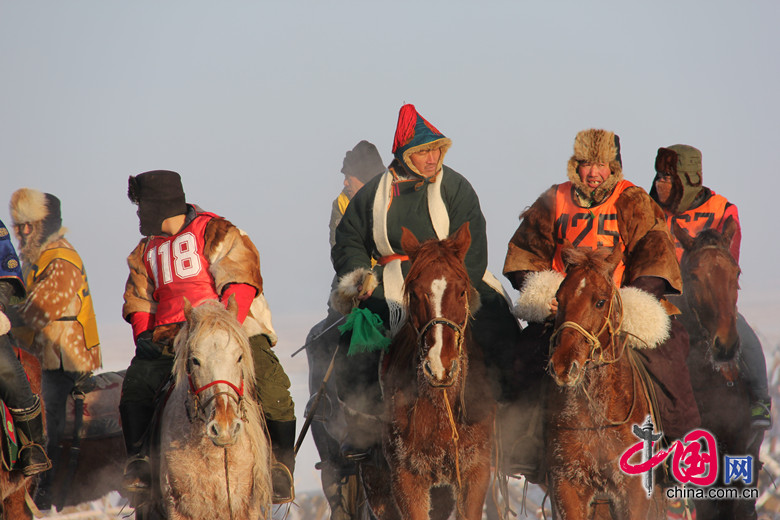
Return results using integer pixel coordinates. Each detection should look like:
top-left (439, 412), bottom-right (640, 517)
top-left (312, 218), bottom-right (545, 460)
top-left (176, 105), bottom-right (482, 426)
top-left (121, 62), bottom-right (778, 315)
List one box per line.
top-left (128, 170), bottom-right (187, 235)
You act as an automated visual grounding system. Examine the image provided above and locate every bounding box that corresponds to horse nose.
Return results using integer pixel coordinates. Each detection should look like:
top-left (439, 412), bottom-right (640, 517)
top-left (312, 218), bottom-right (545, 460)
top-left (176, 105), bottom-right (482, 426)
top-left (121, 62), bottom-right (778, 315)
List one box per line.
top-left (423, 360), bottom-right (435, 379)
top-left (207, 418), bottom-right (242, 447)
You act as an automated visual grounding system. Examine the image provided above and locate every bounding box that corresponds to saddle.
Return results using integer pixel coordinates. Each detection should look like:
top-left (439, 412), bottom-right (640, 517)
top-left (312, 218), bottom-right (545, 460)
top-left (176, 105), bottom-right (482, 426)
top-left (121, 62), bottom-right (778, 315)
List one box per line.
top-left (62, 371), bottom-right (125, 442)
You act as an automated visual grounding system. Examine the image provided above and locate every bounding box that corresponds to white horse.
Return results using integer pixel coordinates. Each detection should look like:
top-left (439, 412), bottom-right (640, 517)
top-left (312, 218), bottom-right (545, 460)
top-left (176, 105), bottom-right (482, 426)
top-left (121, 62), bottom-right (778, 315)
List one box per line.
top-left (159, 297), bottom-right (272, 520)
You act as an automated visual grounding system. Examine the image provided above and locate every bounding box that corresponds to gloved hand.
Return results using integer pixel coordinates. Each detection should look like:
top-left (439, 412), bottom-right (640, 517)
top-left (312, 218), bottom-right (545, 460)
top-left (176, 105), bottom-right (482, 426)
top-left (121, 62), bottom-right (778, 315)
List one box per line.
top-left (0, 310), bottom-right (9, 336)
top-left (134, 330), bottom-right (166, 359)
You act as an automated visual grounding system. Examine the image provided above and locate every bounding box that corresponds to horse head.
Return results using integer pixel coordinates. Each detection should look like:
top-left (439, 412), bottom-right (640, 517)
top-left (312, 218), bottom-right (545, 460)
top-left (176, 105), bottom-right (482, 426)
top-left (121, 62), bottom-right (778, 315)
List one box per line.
top-left (400, 222), bottom-right (476, 388)
top-left (673, 218), bottom-right (741, 366)
top-left (176, 296), bottom-right (252, 447)
top-left (548, 245), bottom-right (623, 387)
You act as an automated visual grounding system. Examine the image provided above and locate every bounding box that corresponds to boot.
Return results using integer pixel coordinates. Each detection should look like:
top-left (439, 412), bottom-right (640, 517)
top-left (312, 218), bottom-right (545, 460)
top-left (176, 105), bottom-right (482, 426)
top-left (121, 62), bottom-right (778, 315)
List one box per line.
top-left (267, 419), bottom-right (296, 504)
top-left (119, 402), bottom-right (154, 496)
top-left (9, 395), bottom-right (52, 477)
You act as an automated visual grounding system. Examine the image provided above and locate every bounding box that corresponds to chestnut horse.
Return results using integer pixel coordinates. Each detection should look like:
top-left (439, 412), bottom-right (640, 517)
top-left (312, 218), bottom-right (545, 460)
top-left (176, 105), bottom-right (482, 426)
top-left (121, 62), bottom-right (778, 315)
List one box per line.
top-left (361, 222), bottom-right (496, 520)
top-left (0, 347), bottom-right (40, 520)
top-left (546, 247), bottom-right (666, 519)
top-left (144, 298), bottom-right (272, 520)
top-left (673, 218), bottom-right (760, 520)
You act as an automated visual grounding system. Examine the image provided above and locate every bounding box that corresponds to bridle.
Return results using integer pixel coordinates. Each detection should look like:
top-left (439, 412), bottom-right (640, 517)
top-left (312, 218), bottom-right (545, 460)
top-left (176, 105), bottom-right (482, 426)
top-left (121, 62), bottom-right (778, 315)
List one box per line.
top-left (549, 285), bottom-right (625, 367)
top-left (186, 371), bottom-right (246, 423)
top-left (413, 299), bottom-right (470, 358)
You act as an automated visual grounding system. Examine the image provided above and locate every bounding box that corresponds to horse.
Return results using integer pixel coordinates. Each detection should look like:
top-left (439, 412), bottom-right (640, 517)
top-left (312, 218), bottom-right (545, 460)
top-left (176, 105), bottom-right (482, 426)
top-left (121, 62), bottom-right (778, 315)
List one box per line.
top-left (154, 297), bottom-right (272, 520)
top-left (360, 222), bottom-right (496, 520)
top-left (0, 347), bottom-right (41, 520)
top-left (672, 218), bottom-right (760, 519)
top-left (545, 246), bottom-right (666, 519)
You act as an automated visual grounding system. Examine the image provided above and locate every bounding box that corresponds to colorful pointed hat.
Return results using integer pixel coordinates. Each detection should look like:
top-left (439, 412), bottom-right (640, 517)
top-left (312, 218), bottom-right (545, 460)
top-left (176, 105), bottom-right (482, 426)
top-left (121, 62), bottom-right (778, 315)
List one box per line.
top-left (391, 104), bottom-right (452, 175)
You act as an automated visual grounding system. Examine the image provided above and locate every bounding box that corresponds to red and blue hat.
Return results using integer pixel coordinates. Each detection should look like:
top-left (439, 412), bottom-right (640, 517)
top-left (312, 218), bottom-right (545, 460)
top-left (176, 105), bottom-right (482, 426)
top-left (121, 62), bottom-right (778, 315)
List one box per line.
top-left (392, 104), bottom-right (452, 176)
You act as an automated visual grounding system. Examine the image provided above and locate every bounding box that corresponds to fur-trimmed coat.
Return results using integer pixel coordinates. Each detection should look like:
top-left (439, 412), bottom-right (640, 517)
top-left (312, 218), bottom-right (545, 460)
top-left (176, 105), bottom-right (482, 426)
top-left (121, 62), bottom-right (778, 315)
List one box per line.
top-left (503, 183), bottom-right (682, 294)
top-left (16, 232), bottom-right (102, 372)
top-left (122, 208), bottom-right (277, 345)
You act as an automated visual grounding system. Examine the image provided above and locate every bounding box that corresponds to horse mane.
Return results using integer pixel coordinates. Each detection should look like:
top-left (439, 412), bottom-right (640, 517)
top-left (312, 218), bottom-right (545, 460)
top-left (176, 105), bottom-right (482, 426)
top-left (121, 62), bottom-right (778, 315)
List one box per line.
top-left (686, 228), bottom-right (739, 267)
top-left (561, 247), bottom-right (615, 278)
top-left (172, 300), bottom-right (272, 505)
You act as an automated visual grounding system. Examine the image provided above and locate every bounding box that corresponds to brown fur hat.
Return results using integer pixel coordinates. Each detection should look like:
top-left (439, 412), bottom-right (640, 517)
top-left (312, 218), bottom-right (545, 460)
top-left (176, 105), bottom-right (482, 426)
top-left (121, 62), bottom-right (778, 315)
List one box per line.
top-left (566, 129), bottom-right (623, 203)
top-left (650, 145), bottom-right (703, 214)
top-left (9, 188), bottom-right (63, 237)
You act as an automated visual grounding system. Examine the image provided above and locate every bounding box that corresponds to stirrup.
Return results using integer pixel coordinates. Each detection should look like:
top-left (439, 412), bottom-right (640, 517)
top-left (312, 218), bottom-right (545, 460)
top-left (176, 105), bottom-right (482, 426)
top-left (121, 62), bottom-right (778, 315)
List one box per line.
top-left (271, 461), bottom-right (295, 504)
top-left (17, 443), bottom-right (52, 476)
top-left (123, 455), bottom-right (152, 492)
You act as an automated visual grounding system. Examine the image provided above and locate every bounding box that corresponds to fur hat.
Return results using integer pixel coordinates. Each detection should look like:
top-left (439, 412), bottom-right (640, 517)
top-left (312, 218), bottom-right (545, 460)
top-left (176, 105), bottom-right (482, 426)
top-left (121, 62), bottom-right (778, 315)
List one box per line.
top-left (566, 129), bottom-right (623, 204)
top-left (341, 140), bottom-right (385, 183)
top-left (9, 188), bottom-right (63, 239)
top-left (391, 104), bottom-right (452, 176)
top-left (650, 145), bottom-right (703, 214)
top-left (128, 170), bottom-right (187, 236)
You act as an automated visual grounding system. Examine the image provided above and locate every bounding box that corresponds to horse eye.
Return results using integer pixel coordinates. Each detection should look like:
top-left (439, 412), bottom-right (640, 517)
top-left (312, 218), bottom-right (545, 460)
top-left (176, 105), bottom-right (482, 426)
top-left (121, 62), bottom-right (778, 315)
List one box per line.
top-left (238, 354), bottom-right (243, 363)
top-left (191, 357), bottom-right (201, 367)
top-left (595, 299), bottom-right (606, 308)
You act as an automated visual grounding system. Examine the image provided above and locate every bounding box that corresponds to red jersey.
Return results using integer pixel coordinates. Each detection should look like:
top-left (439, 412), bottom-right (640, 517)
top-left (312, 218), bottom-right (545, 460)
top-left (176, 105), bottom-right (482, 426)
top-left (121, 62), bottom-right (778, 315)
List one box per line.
top-left (553, 180), bottom-right (634, 286)
top-left (143, 212), bottom-right (221, 326)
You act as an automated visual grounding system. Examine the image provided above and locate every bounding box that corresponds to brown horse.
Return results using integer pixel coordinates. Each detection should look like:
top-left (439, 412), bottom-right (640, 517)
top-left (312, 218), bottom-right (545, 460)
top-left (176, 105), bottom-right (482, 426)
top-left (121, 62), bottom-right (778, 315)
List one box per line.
top-left (546, 246), bottom-right (666, 519)
top-left (0, 347), bottom-right (40, 520)
top-left (361, 222), bottom-right (496, 520)
top-left (673, 218), bottom-right (760, 520)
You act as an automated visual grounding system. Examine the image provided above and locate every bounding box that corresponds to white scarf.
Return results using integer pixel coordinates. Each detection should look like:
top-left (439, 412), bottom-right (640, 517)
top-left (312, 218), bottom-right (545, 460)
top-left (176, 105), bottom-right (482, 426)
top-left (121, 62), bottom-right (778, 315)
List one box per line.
top-left (372, 168), bottom-right (508, 335)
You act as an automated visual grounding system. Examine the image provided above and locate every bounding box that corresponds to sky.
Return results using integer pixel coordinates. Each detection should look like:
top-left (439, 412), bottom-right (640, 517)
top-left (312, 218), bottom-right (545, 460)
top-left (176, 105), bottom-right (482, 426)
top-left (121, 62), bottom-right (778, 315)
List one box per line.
top-left (1, 0), bottom-right (779, 497)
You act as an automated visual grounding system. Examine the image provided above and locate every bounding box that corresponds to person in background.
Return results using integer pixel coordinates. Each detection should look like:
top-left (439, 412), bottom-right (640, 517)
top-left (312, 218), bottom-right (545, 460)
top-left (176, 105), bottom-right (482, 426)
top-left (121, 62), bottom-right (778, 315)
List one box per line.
top-left (0, 217), bottom-right (51, 478)
top-left (9, 188), bottom-right (101, 510)
top-left (120, 170), bottom-right (296, 503)
top-left (305, 140), bottom-right (385, 520)
top-left (650, 144), bottom-right (771, 429)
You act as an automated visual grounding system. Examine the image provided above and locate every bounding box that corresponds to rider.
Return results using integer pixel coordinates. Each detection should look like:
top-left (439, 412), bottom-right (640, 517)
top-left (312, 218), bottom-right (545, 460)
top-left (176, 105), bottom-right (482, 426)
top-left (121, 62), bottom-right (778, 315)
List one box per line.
top-left (120, 170), bottom-right (296, 504)
top-left (650, 144), bottom-right (771, 429)
top-left (0, 218), bottom-right (51, 478)
top-left (331, 104), bottom-right (521, 456)
top-left (305, 140), bottom-right (384, 520)
top-left (503, 129), bottom-right (701, 474)
top-left (9, 188), bottom-right (101, 510)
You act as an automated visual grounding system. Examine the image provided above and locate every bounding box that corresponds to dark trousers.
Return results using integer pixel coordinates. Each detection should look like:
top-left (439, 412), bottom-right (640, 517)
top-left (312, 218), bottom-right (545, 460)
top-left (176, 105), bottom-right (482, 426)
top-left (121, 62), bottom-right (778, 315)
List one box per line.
top-left (0, 334), bottom-right (36, 409)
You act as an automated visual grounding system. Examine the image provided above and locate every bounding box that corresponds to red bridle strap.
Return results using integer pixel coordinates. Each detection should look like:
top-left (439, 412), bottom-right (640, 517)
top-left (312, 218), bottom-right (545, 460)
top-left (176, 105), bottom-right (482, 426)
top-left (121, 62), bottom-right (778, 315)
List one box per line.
top-left (188, 375), bottom-right (244, 397)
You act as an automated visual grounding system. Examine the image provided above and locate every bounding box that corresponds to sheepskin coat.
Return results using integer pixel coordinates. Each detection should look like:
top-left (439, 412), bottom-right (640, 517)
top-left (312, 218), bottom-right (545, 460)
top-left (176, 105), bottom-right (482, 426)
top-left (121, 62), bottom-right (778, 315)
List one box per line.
top-left (503, 183), bottom-right (682, 294)
top-left (122, 206), bottom-right (277, 345)
top-left (16, 232), bottom-right (102, 372)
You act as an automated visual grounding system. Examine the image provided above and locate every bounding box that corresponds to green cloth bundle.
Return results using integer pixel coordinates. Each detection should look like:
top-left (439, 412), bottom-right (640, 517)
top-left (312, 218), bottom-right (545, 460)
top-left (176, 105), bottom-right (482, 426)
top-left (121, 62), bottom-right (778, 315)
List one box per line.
top-left (339, 307), bottom-right (391, 356)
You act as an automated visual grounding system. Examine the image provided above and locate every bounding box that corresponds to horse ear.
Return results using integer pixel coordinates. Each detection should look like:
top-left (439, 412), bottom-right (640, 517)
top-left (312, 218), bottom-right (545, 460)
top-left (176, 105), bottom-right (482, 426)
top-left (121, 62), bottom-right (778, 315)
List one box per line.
top-left (225, 294), bottom-right (239, 319)
top-left (721, 216), bottom-right (738, 247)
top-left (448, 222), bottom-right (471, 261)
top-left (672, 221), bottom-right (695, 252)
top-left (606, 244), bottom-right (623, 274)
top-left (183, 297), bottom-right (193, 322)
top-left (400, 227), bottom-right (421, 259)
top-left (560, 239), bottom-right (576, 271)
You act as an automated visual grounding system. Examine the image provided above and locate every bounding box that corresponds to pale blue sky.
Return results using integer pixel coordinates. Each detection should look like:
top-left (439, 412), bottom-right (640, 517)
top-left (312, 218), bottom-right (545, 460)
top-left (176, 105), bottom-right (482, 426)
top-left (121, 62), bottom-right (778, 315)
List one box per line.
top-left (2, 0), bottom-right (778, 493)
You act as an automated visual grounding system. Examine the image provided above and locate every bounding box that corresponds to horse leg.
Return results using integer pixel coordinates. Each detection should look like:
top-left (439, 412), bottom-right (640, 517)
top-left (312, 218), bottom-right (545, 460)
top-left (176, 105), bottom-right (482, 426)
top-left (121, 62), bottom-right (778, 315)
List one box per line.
top-left (457, 461), bottom-right (492, 520)
top-left (3, 488), bottom-right (31, 520)
top-left (551, 480), bottom-right (592, 520)
top-left (392, 470), bottom-right (431, 520)
top-left (359, 462), bottom-right (401, 520)
top-left (430, 486), bottom-right (455, 520)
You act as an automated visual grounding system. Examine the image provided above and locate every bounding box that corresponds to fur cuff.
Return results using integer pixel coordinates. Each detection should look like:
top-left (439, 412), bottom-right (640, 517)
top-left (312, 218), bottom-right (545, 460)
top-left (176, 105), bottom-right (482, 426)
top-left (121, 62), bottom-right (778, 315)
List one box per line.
top-left (620, 287), bottom-right (670, 349)
top-left (513, 270), bottom-right (564, 323)
top-left (330, 268), bottom-right (378, 316)
top-left (0, 310), bottom-right (10, 336)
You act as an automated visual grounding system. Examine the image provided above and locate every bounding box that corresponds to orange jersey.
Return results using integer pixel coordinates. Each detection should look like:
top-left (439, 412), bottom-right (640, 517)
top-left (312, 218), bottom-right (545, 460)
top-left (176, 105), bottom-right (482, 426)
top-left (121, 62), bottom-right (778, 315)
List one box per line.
top-left (665, 191), bottom-right (740, 262)
top-left (553, 180), bottom-right (634, 286)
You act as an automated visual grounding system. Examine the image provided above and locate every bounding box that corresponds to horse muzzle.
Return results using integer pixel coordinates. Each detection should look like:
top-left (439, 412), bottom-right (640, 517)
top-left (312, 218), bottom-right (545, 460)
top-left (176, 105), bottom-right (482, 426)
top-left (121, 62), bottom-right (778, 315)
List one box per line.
top-left (548, 358), bottom-right (584, 388)
top-left (206, 415), bottom-right (244, 447)
top-left (423, 359), bottom-right (459, 388)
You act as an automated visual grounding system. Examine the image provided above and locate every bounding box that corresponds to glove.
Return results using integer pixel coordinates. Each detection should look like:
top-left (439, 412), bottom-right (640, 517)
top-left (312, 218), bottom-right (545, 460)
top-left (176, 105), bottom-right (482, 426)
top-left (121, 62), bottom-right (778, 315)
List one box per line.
top-left (134, 330), bottom-right (166, 360)
top-left (0, 310), bottom-right (9, 336)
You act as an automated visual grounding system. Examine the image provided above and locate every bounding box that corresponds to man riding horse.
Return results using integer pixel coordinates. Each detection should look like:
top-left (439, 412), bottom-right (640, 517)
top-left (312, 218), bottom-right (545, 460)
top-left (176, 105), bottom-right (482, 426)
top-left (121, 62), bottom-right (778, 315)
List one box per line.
top-left (503, 129), bottom-right (701, 481)
top-left (9, 189), bottom-right (101, 511)
top-left (0, 217), bottom-right (50, 478)
top-left (120, 170), bottom-right (296, 504)
top-left (330, 104), bottom-right (522, 459)
top-left (649, 144), bottom-right (771, 429)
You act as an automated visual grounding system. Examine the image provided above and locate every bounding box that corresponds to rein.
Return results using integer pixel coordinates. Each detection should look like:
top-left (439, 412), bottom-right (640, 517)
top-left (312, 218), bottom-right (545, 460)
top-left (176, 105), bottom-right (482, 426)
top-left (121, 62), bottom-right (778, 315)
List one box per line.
top-left (413, 299), bottom-right (470, 356)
